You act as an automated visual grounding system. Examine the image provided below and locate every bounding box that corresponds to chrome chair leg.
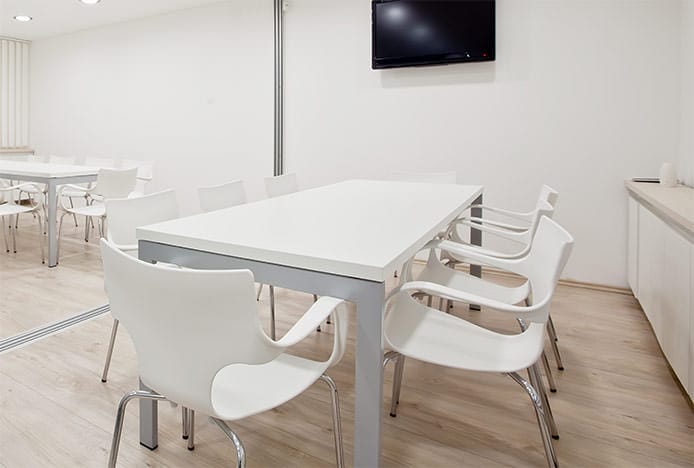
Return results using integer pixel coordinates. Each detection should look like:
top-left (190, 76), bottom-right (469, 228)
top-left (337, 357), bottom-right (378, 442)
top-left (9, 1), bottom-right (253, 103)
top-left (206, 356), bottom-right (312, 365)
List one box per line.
top-left (547, 316), bottom-right (564, 371)
top-left (108, 390), bottom-right (166, 468)
top-left (57, 212), bottom-right (68, 264)
top-left (269, 285), bottom-right (276, 340)
top-left (187, 409), bottom-right (195, 451)
top-left (319, 375), bottom-right (345, 468)
top-left (84, 214), bottom-right (90, 242)
top-left (548, 315), bottom-right (558, 341)
top-left (210, 417), bottom-right (246, 468)
top-left (529, 363), bottom-right (559, 440)
top-left (389, 354), bottom-right (405, 417)
top-left (2, 217), bottom-right (9, 253)
top-left (101, 319), bottom-right (119, 382)
top-left (508, 372), bottom-right (559, 468)
top-left (256, 283), bottom-right (264, 301)
top-left (11, 216), bottom-right (17, 253)
top-left (37, 213), bottom-right (45, 264)
top-left (182, 406), bottom-right (189, 439)
top-left (541, 351), bottom-right (557, 393)
top-left (68, 197), bottom-right (78, 227)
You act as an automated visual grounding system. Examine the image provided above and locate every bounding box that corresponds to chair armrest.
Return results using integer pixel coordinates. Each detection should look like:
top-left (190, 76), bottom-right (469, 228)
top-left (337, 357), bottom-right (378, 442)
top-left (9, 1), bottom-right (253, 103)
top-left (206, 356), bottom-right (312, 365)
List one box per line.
top-left (0, 182), bottom-right (42, 193)
top-left (457, 216), bottom-right (530, 232)
top-left (469, 204), bottom-right (534, 223)
top-left (392, 280), bottom-right (537, 315)
top-left (275, 297), bottom-right (346, 349)
top-left (449, 218), bottom-right (529, 245)
top-left (424, 239), bottom-right (526, 274)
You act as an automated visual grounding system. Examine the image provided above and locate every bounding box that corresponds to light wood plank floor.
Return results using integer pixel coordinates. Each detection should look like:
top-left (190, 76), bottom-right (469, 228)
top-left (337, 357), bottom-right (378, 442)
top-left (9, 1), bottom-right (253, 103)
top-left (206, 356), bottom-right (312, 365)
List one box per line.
top-left (0, 215), bottom-right (692, 467)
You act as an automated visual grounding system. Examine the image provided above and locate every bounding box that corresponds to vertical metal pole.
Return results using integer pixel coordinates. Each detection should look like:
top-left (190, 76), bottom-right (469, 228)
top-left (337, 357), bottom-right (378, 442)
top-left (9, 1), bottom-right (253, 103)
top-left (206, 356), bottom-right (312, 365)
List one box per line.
top-left (274, 0), bottom-right (284, 177)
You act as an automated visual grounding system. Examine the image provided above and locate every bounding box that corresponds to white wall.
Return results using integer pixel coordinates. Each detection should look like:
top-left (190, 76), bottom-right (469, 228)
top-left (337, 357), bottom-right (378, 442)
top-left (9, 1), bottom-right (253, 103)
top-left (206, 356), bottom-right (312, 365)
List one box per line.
top-left (30, 0), bottom-right (274, 213)
top-left (679, 0), bottom-right (694, 187)
top-left (283, 0), bottom-right (683, 287)
top-left (29, 0), bottom-right (686, 287)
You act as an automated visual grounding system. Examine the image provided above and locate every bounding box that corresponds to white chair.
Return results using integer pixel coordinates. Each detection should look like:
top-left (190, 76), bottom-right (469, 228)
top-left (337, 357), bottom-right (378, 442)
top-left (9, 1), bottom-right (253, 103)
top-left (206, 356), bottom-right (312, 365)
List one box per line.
top-left (261, 173), bottom-right (320, 339)
top-left (18, 155), bottom-right (76, 214)
top-left (198, 180), bottom-right (247, 213)
top-left (443, 186), bottom-right (565, 375)
top-left (56, 168), bottom-right (137, 262)
top-left (100, 190), bottom-right (180, 384)
top-left (120, 159), bottom-right (154, 198)
top-left (0, 182), bottom-right (45, 263)
top-left (101, 239), bottom-right (347, 468)
top-left (264, 172), bottom-right (299, 198)
top-left (383, 216), bottom-right (573, 468)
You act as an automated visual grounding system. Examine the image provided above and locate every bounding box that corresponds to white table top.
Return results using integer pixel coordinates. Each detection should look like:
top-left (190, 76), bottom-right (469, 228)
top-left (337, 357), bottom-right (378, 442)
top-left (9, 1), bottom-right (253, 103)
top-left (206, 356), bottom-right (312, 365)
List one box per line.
top-left (137, 179), bottom-right (482, 282)
top-left (0, 160), bottom-right (99, 179)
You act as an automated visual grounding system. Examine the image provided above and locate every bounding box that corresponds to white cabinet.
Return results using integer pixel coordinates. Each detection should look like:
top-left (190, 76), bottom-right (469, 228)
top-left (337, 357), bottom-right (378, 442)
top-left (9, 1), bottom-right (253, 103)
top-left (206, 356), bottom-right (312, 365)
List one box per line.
top-left (690, 244), bottom-right (694, 399)
top-left (627, 197), bottom-right (639, 297)
top-left (630, 198), bottom-right (693, 400)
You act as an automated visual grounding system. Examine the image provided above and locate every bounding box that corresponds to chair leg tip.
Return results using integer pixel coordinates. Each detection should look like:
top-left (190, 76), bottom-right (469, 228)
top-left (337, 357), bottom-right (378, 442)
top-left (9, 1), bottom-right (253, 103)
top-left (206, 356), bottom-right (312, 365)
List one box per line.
top-left (550, 388), bottom-right (557, 393)
top-left (187, 446), bottom-right (194, 451)
top-left (101, 379), bottom-right (107, 383)
top-left (558, 367), bottom-right (565, 371)
top-left (389, 413), bottom-right (397, 418)
top-left (552, 435), bottom-right (560, 440)
top-left (182, 435), bottom-right (189, 440)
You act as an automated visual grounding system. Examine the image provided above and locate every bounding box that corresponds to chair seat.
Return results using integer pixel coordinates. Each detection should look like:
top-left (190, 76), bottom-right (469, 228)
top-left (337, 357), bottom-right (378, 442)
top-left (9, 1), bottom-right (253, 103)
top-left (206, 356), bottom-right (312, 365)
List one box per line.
top-left (19, 184), bottom-right (47, 194)
top-left (384, 294), bottom-right (545, 373)
top-left (65, 203), bottom-right (105, 217)
top-left (210, 353), bottom-right (329, 420)
top-left (418, 256), bottom-right (529, 305)
top-left (0, 204), bottom-right (37, 216)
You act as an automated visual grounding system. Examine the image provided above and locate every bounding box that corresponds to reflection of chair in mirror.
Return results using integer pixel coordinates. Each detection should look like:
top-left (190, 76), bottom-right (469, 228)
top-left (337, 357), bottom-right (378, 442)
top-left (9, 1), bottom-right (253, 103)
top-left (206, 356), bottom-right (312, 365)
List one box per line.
top-left (0, 182), bottom-right (45, 264)
top-left (56, 167), bottom-right (137, 261)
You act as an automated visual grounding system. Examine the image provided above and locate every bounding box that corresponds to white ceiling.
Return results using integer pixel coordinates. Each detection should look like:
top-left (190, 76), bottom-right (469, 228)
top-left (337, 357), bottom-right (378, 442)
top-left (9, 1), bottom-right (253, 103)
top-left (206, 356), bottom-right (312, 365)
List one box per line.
top-left (0, 0), bottom-right (226, 40)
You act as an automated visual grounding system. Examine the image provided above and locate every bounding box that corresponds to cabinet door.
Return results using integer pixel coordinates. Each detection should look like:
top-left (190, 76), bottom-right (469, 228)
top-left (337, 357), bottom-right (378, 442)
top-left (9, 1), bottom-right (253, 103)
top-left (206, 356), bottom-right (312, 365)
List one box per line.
top-left (659, 225), bottom-right (691, 390)
top-left (689, 244), bottom-right (693, 400)
top-left (637, 206), bottom-right (663, 335)
top-left (627, 197), bottom-right (639, 296)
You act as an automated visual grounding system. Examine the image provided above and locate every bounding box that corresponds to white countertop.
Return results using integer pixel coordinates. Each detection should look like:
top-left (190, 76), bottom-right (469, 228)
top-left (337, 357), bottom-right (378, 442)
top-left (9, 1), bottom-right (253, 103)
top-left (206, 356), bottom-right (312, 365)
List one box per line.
top-left (625, 180), bottom-right (694, 240)
top-left (138, 179), bottom-right (483, 282)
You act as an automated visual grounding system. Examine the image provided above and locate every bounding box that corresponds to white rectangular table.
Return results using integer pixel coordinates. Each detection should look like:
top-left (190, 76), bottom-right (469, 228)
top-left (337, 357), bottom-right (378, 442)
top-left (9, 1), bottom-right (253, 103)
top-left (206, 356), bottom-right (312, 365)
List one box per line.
top-left (0, 160), bottom-right (99, 267)
top-left (136, 179), bottom-right (483, 467)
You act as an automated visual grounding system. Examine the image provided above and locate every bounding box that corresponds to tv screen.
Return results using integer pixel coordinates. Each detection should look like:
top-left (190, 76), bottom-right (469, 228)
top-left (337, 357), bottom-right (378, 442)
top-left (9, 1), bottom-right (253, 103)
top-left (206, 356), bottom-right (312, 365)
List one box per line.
top-left (372, 0), bottom-right (495, 69)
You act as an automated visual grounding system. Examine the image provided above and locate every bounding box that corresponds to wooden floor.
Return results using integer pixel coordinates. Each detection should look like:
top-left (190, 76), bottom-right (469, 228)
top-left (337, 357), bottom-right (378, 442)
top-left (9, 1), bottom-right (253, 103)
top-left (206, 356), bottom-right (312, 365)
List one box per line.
top-left (0, 215), bottom-right (692, 467)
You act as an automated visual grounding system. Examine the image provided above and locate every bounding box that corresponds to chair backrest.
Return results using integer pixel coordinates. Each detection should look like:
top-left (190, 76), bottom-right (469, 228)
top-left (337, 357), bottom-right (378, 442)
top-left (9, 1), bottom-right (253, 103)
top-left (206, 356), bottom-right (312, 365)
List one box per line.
top-left (100, 239), bottom-right (280, 415)
top-left (538, 184), bottom-right (559, 208)
top-left (94, 168), bottom-right (138, 199)
top-left (121, 159), bottom-right (154, 180)
top-left (264, 173), bottom-right (298, 198)
top-left (510, 216), bottom-right (574, 320)
top-left (106, 190), bottom-right (179, 250)
top-left (85, 157), bottom-right (116, 169)
top-left (49, 155), bottom-right (76, 165)
top-left (198, 180), bottom-right (247, 213)
top-left (391, 171), bottom-right (458, 184)
top-left (523, 200), bottom-right (555, 243)
top-left (27, 154), bottom-right (48, 163)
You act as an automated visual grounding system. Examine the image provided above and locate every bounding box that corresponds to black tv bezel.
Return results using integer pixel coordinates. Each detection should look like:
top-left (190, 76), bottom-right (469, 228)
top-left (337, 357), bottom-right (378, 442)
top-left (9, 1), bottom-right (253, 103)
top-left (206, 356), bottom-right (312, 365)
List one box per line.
top-left (371, 0), bottom-right (496, 70)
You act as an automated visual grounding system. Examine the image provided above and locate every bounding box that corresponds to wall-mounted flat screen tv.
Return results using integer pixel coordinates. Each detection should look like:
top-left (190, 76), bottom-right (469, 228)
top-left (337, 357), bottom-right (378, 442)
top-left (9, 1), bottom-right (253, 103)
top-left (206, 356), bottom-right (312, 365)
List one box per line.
top-left (372, 0), bottom-right (495, 69)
